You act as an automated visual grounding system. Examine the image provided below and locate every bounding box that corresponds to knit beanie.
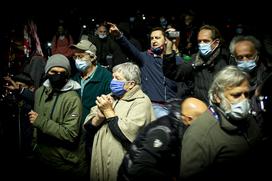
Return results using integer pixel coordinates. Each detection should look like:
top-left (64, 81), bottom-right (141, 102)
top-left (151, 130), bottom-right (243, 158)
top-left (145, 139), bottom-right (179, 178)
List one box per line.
top-left (45, 54), bottom-right (71, 75)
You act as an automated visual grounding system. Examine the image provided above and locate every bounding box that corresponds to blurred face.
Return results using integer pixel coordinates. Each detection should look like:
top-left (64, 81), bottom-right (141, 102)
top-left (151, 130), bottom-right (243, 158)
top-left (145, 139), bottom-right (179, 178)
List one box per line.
top-left (58, 25), bottom-right (65, 35)
top-left (184, 15), bottom-right (193, 26)
top-left (97, 26), bottom-right (107, 36)
top-left (15, 81), bottom-right (28, 89)
top-left (198, 29), bottom-right (219, 50)
top-left (150, 30), bottom-right (166, 49)
top-left (48, 67), bottom-right (66, 75)
top-left (234, 40), bottom-right (258, 62)
top-left (218, 80), bottom-right (250, 112)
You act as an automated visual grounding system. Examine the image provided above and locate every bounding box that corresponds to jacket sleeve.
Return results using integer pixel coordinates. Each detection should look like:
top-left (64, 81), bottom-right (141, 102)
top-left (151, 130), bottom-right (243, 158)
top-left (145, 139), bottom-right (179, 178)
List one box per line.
top-left (20, 88), bottom-right (34, 106)
top-left (116, 35), bottom-right (144, 65)
top-left (180, 129), bottom-right (210, 178)
top-left (124, 126), bottom-right (175, 181)
top-left (108, 116), bottom-right (131, 150)
top-left (83, 105), bottom-right (108, 137)
top-left (163, 52), bottom-right (193, 81)
top-left (117, 98), bottom-right (154, 142)
top-left (33, 93), bottom-right (82, 143)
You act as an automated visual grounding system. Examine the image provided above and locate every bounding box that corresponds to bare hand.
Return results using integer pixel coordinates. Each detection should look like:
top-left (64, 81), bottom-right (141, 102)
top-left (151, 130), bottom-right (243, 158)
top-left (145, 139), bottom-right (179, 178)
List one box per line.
top-left (96, 94), bottom-right (115, 118)
top-left (91, 108), bottom-right (106, 127)
top-left (28, 110), bottom-right (38, 124)
top-left (165, 28), bottom-right (180, 53)
top-left (3, 76), bottom-right (19, 91)
top-left (107, 22), bottom-right (122, 37)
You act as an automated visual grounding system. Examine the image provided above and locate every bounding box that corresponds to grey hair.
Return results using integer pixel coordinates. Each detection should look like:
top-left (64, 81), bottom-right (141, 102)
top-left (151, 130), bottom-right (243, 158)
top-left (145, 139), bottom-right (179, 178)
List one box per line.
top-left (112, 62), bottom-right (141, 85)
top-left (229, 35), bottom-right (261, 55)
top-left (208, 65), bottom-right (249, 104)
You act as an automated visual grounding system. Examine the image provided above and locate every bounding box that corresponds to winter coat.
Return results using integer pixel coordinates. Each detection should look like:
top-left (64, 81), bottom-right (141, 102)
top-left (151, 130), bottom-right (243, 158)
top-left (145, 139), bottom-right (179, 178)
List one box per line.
top-left (33, 79), bottom-right (87, 176)
top-left (180, 106), bottom-right (261, 179)
top-left (86, 85), bottom-right (155, 181)
top-left (118, 114), bottom-right (185, 181)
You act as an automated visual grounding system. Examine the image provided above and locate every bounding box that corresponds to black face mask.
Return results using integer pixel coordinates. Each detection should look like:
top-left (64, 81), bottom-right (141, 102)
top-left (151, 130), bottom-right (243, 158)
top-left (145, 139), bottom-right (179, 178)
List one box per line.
top-left (47, 72), bottom-right (68, 90)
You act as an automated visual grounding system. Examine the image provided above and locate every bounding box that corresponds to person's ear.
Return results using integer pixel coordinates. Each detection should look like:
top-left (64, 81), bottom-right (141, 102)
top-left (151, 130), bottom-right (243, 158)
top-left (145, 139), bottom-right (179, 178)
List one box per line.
top-left (183, 116), bottom-right (193, 126)
top-left (126, 81), bottom-right (136, 90)
top-left (187, 116), bottom-right (194, 125)
top-left (214, 39), bottom-right (220, 47)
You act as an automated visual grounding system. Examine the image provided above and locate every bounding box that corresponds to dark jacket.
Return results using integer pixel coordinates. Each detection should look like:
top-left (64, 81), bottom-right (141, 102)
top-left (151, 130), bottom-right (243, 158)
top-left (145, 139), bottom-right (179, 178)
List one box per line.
top-left (118, 114), bottom-right (185, 181)
top-left (89, 35), bottom-right (128, 69)
top-left (163, 48), bottom-right (229, 103)
top-left (180, 106), bottom-right (261, 180)
top-left (72, 64), bottom-right (112, 123)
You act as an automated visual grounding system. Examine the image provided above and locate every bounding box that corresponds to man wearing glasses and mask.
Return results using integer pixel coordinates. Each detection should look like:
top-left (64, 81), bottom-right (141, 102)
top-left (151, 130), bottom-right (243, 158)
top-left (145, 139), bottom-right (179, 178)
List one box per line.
top-left (71, 40), bottom-right (112, 166)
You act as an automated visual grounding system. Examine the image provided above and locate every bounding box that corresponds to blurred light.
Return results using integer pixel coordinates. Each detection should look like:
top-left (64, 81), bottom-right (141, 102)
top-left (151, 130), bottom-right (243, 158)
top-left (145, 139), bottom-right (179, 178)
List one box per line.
top-left (142, 14), bottom-right (146, 20)
top-left (83, 25), bottom-right (87, 29)
top-left (92, 18), bottom-right (95, 22)
top-left (47, 42), bottom-right (52, 47)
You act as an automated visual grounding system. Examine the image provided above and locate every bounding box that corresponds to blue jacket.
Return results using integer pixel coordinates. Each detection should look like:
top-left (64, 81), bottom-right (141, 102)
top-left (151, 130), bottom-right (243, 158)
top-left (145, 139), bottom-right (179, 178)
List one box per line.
top-left (117, 36), bottom-right (179, 102)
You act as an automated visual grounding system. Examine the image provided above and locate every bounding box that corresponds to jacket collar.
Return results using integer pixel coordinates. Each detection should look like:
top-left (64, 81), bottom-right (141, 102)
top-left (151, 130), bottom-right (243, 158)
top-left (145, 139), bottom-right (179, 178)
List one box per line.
top-left (43, 79), bottom-right (81, 91)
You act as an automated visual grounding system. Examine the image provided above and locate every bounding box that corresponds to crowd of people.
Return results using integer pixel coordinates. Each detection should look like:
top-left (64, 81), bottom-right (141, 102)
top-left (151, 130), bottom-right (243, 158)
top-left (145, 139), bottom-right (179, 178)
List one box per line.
top-left (1, 10), bottom-right (272, 181)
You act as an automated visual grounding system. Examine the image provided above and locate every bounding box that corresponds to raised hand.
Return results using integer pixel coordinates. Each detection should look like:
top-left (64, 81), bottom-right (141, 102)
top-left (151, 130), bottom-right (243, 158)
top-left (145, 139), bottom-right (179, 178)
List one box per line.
top-left (107, 22), bottom-right (122, 38)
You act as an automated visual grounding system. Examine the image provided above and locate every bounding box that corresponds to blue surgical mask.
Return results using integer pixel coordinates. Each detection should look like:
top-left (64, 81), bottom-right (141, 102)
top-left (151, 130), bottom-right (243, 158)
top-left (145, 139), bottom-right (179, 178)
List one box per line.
top-left (75, 58), bottom-right (90, 72)
top-left (198, 42), bottom-right (212, 56)
top-left (237, 60), bottom-right (257, 72)
top-left (226, 99), bottom-right (250, 120)
top-left (110, 80), bottom-right (127, 97)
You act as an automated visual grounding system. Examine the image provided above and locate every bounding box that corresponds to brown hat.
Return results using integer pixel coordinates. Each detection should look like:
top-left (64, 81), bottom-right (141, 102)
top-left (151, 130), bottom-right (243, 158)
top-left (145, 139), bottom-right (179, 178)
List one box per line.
top-left (71, 39), bottom-right (97, 55)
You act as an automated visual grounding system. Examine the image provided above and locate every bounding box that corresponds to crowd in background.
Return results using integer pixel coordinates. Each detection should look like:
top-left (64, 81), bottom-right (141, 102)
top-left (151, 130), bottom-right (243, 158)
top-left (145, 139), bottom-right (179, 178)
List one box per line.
top-left (1, 6), bottom-right (272, 180)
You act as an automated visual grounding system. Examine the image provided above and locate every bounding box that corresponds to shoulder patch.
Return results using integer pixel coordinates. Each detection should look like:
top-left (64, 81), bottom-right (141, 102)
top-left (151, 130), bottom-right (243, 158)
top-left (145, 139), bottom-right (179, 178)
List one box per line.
top-left (144, 126), bottom-right (171, 151)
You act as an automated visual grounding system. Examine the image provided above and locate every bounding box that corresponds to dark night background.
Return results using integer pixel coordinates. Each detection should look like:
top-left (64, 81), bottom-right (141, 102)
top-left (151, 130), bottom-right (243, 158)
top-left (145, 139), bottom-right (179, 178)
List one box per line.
top-left (0, 0), bottom-right (271, 179)
top-left (1, 0), bottom-right (270, 77)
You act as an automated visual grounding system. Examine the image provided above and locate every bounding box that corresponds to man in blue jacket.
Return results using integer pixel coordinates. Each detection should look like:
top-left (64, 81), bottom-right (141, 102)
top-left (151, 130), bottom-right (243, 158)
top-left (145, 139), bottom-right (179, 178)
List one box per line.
top-left (108, 22), bottom-right (182, 118)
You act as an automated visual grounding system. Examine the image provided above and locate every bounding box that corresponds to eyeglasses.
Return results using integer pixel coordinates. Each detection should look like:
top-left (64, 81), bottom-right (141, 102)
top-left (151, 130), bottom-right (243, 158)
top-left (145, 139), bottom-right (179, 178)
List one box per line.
top-left (73, 53), bottom-right (95, 60)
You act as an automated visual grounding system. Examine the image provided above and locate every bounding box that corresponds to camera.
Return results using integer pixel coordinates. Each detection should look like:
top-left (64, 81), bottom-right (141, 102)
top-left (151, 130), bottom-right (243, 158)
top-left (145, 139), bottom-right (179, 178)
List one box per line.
top-left (166, 31), bottom-right (180, 39)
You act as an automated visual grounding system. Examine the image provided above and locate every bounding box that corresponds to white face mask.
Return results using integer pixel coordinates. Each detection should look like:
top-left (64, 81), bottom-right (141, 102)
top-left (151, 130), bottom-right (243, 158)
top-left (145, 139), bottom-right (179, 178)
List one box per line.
top-left (75, 58), bottom-right (90, 72)
top-left (226, 99), bottom-right (250, 120)
top-left (98, 34), bottom-right (107, 39)
top-left (198, 42), bottom-right (212, 56)
top-left (237, 60), bottom-right (257, 72)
